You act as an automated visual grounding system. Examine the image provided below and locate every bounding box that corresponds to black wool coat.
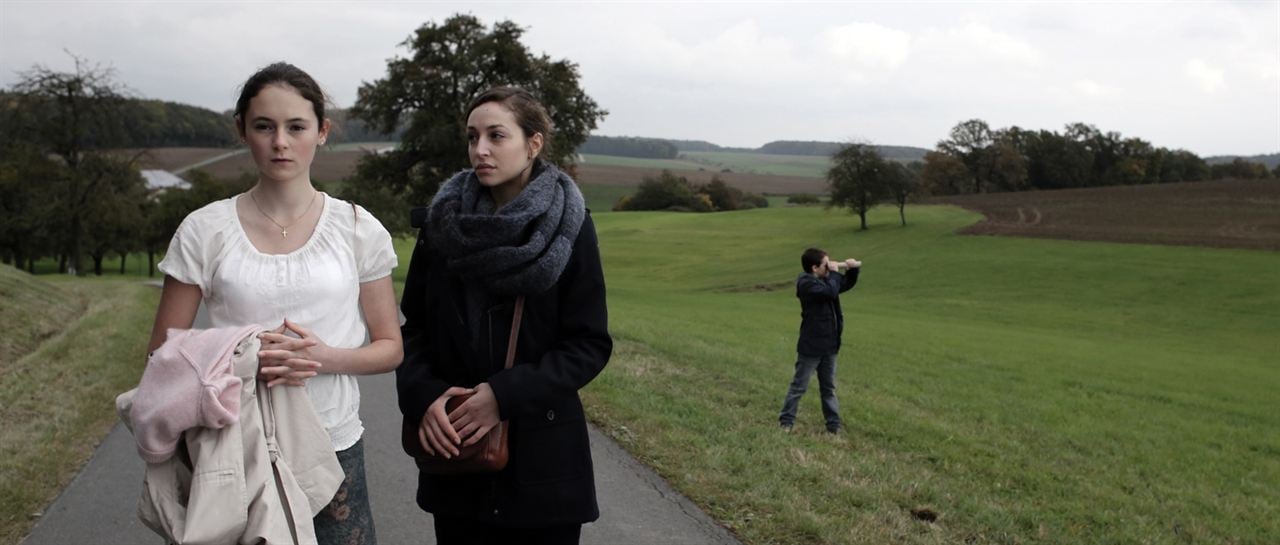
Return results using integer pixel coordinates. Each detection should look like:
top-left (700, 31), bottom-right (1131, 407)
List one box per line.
top-left (396, 210), bottom-right (612, 527)
top-left (795, 268), bottom-right (859, 356)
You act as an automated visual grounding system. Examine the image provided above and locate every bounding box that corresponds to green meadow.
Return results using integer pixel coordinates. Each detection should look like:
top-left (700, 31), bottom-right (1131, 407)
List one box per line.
top-left (583, 204), bottom-right (1279, 544)
top-left (579, 151), bottom-right (832, 178)
top-left (682, 150), bottom-right (830, 177)
top-left (5, 201), bottom-right (1276, 544)
top-left (579, 153), bottom-right (709, 171)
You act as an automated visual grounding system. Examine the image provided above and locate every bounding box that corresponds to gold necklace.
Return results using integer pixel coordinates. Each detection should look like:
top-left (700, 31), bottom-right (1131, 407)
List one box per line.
top-left (249, 190), bottom-right (319, 238)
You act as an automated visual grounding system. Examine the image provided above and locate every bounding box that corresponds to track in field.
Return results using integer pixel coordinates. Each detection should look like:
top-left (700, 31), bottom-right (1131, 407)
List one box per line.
top-left (929, 180), bottom-right (1280, 251)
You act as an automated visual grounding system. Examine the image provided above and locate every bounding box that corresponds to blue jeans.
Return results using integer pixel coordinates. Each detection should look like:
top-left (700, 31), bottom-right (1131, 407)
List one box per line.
top-left (778, 352), bottom-right (841, 430)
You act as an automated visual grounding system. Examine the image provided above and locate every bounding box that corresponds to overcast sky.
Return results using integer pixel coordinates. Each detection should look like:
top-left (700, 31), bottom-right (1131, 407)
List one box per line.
top-left (2, 1), bottom-right (1277, 156)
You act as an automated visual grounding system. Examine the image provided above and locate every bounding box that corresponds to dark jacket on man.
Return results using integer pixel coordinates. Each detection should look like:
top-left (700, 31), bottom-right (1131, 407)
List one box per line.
top-left (796, 268), bottom-right (859, 356)
top-left (396, 211), bottom-right (612, 527)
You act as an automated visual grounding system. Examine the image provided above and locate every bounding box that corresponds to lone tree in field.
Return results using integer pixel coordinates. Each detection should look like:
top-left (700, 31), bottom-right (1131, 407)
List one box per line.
top-left (827, 142), bottom-right (888, 231)
top-left (347, 14), bottom-right (607, 234)
top-left (884, 162), bottom-right (920, 226)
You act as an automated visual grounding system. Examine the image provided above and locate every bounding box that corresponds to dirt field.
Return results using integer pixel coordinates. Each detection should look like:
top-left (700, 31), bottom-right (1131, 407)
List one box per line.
top-left (574, 163), bottom-right (826, 195)
top-left (190, 148), bottom-right (368, 185)
top-left (123, 147), bottom-right (232, 171)
top-left (928, 179), bottom-right (1280, 251)
top-left (184, 149), bottom-right (828, 194)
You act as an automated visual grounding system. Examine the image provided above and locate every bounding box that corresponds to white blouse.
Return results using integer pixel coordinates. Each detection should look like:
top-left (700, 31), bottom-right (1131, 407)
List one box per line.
top-left (158, 193), bottom-right (398, 451)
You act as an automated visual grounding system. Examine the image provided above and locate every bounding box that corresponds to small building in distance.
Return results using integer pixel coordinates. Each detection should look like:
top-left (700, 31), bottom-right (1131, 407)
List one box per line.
top-left (140, 170), bottom-right (189, 194)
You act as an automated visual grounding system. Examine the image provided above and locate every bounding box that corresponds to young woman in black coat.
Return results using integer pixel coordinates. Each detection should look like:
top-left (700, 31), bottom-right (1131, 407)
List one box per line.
top-left (396, 87), bottom-right (612, 544)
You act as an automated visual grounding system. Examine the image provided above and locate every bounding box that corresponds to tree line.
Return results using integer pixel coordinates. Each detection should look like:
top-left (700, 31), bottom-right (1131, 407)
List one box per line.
top-left (3, 15), bottom-right (610, 275)
top-left (0, 55), bottom-right (257, 275)
top-left (919, 119), bottom-right (1277, 196)
top-left (578, 135), bottom-right (678, 159)
top-left (824, 119), bottom-right (1277, 231)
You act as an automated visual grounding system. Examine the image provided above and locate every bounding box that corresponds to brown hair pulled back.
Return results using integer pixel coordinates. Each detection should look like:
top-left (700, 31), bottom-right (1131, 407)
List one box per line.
top-left (466, 87), bottom-right (553, 158)
top-left (234, 62), bottom-right (328, 135)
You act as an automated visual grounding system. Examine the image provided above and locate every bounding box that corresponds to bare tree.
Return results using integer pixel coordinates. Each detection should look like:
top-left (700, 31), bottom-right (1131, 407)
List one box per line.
top-left (7, 52), bottom-right (131, 274)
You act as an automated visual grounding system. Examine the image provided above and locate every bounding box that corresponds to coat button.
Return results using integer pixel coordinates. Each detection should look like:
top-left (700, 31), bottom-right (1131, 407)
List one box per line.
top-left (546, 410), bottom-right (556, 421)
top-left (418, 238), bottom-right (426, 246)
top-left (493, 508), bottom-right (500, 516)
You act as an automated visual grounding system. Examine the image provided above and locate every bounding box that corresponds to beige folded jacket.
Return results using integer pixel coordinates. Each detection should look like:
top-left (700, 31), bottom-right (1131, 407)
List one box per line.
top-left (118, 330), bottom-right (344, 545)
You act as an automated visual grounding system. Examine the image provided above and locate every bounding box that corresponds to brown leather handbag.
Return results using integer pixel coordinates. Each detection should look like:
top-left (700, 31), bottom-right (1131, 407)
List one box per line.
top-left (410, 296), bottom-right (524, 475)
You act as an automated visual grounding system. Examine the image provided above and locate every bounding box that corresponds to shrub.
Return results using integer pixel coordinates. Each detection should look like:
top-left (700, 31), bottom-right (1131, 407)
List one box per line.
top-left (616, 171), bottom-right (769, 212)
top-left (787, 193), bottom-right (820, 205)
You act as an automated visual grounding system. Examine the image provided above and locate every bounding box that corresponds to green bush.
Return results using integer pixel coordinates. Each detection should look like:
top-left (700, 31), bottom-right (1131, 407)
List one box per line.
top-left (616, 171), bottom-right (768, 212)
top-left (787, 193), bottom-right (820, 205)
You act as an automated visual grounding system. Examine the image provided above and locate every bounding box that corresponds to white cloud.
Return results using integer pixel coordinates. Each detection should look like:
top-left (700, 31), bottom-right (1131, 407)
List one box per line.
top-left (1072, 79), bottom-right (1115, 98)
top-left (917, 21), bottom-right (1042, 66)
top-left (1185, 58), bottom-right (1226, 93)
top-left (818, 22), bottom-right (912, 70)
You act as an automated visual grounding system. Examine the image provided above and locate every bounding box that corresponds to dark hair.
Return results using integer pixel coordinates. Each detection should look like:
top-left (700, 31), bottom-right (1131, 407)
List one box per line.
top-left (801, 248), bottom-right (828, 273)
top-left (465, 86), bottom-right (553, 158)
top-left (234, 62), bottom-right (327, 135)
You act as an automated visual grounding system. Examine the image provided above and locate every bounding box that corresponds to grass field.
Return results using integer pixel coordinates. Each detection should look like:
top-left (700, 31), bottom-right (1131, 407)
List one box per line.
top-left (0, 273), bottom-right (157, 544)
top-left (582, 151), bottom-right (831, 178)
top-left (579, 153), bottom-right (709, 171)
top-left (8, 184), bottom-right (1277, 543)
top-left (583, 205), bottom-right (1279, 544)
top-left (682, 150), bottom-right (831, 178)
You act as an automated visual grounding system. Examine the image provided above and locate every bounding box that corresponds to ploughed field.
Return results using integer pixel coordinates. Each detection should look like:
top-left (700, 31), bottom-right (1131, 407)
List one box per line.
top-left (144, 147), bottom-right (828, 195)
top-left (124, 147), bottom-right (236, 172)
top-left (929, 179), bottom-right (1280, 251)
top-left (144, 147), bottom-right (1277, 253)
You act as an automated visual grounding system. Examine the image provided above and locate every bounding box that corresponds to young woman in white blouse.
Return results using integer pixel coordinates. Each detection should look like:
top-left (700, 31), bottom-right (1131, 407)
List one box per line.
top-left (148, 62), bottom-right (401, 545)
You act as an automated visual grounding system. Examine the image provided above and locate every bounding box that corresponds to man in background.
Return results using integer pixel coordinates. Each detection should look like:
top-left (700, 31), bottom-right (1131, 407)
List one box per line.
top-left (779, 247), bottom-right (861, 434)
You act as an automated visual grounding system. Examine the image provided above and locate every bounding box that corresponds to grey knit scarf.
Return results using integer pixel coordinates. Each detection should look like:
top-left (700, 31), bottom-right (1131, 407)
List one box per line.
top-left (426, 160), bottom-right (586, 296)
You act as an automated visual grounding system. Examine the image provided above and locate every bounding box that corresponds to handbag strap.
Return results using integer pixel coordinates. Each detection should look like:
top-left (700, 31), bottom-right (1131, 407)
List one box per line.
top-left (504, 296), bottom-right (525, 370)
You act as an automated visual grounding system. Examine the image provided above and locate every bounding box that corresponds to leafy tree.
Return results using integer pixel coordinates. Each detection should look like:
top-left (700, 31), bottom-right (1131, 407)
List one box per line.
top-left (81, 154), bottom-right (147, 275)
top-left (5, 53), bottom-right (132, 274)
top-left (348, 14), bottom-right (607, 233)
top-left (701, 176), bottom-right (740, 211)
top-left (883, 162), bottom-right (920, 226)
top-left (827, 142), bottom-right (887, 230)
top-left (989, 140), bottom-right (1029, 192)
top-left (938, 119), bottom-right (993, 193)
top-left (0, 144), bottom-right (64, 271)
top-left (1210, 158), bottom-right (1271, 180)
top-left (614, 170), bottom-right (710, 212)
top-left (1021, 129), bottom-right (1092, 189)
top-left (920, 151), bottom-right (969, 195)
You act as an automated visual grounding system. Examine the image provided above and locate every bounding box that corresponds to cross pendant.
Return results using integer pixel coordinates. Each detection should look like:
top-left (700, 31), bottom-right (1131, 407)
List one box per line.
top-left (281, 229), bottom-right (288, 238)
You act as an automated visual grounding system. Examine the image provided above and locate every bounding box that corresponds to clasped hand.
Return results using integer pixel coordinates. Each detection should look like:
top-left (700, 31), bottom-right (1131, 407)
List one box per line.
top-left (257, 319), bottom-right (328, 387)
top-left (417, 383), bottom-right (501, 458)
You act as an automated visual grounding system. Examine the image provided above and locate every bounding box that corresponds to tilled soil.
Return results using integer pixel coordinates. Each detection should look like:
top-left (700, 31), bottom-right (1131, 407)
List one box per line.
top-left (928, 179), bottom-right (1280, 251)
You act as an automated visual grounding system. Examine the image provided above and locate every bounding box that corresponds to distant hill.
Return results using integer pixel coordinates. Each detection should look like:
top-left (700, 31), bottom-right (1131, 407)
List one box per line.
top-left (666, 139), bottom-right (754, 153)
top-left (579, 135), bottom-right (678, 159)
top-left (328, 108), bottom-right (405, 144)
top-left (1205, 153), bottom-right (1280, 169)
top-left (668, 139), bottom-right (724, 152)
top-left (591, 137), bottom-right (929, 161)
top-left (759, 140), bottom-right (929, 161)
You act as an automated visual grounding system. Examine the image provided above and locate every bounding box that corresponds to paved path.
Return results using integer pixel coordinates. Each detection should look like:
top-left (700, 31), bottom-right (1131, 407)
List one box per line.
top-left (173, 149), bottom-right (247, 174)
top-left (23, 376), bottom-right (740, 544)
top-left (21, 301), bottom-right (741, 544)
